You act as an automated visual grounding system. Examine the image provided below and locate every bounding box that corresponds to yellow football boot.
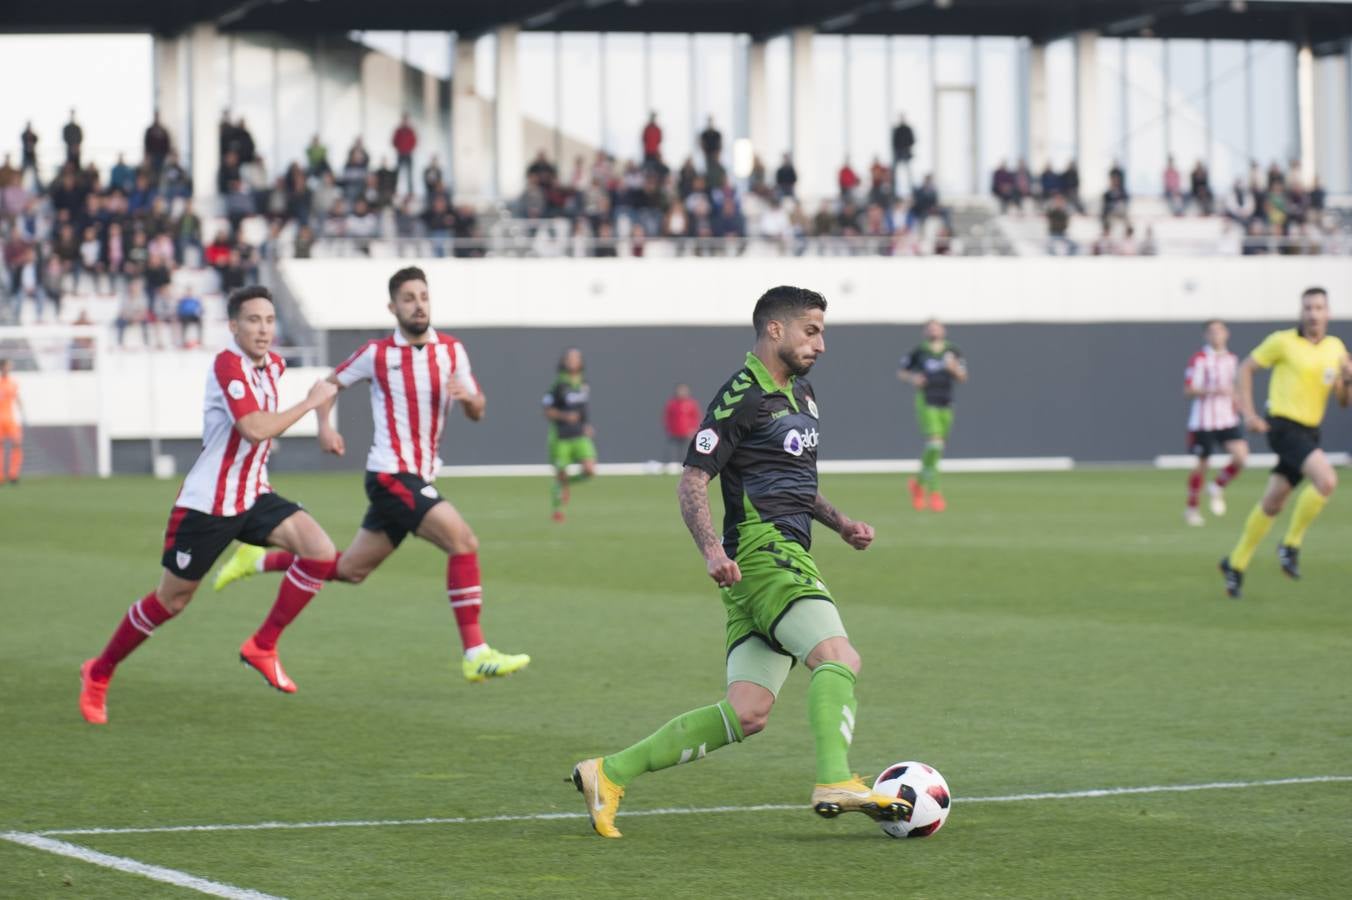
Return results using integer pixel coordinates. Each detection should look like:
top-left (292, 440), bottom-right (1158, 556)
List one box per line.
top-left (571, 757), bottom-right (624, 838)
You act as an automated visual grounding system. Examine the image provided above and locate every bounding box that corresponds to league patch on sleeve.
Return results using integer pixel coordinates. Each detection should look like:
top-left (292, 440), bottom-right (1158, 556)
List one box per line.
top-left (694, 428), bottom-right (719, 455)
top-left (227, 380), bottom-right (247, 400)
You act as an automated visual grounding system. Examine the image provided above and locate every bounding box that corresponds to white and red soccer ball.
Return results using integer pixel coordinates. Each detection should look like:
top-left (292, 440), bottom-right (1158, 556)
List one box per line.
top-left (872, 761), bottom-right (951, 838)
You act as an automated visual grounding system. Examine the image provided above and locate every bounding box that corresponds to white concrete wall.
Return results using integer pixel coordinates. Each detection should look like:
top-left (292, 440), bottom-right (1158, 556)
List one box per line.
top-left (277, 256), bottom-right (1352, 331)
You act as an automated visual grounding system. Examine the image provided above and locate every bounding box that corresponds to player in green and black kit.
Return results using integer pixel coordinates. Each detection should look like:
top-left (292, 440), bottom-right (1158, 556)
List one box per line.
top-left (543, 348), bottom-right (597, 521)
top-left (571, 286), bottom-right (911, 838)
top-left (898, 319), bottom-right (967, 512)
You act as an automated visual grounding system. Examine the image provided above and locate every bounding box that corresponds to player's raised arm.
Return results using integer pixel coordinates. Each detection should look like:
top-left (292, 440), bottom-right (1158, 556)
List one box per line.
top-left (446, 341), bottom-right (485, 421)
top-left (235, 378), bottom-right (337, 444)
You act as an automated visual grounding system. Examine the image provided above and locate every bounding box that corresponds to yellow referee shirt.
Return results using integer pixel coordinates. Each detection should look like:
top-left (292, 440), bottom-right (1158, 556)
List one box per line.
top-left (1250, 328), bottom-right (1349, 428)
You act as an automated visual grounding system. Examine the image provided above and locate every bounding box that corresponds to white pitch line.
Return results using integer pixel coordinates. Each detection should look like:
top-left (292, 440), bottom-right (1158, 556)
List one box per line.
top-left (30, 774), bottom-right (1352, 838)
top-left (0, 832), bottom-right (282, 900)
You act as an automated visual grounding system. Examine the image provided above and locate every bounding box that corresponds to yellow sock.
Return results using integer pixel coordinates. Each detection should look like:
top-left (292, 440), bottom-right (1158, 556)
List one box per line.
top-left (1229, 504), bottom-right (1275, 571)
top-left (1282, 486), bottom-right (1329, 549)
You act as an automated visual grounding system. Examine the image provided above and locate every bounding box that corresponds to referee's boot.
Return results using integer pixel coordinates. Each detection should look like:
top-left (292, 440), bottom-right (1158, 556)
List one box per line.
top-left (812, 775), bottom-right (913, 823)
top-left (1218, 557), bottom-right (1244, 599)
top-left (1277, 544), bottom-right (1301, 580)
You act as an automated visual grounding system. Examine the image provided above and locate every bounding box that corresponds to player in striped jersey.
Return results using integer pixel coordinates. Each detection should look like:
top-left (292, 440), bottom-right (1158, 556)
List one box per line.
top-left (1182, 320), bottom-right (1248, 526)
top-left (213, 267), bottom-right (530, 683)
top-left (78, 286), bottom-right (340, 725)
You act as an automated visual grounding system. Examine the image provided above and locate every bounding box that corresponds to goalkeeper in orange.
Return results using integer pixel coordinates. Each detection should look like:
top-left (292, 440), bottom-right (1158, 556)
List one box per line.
top-left (0, 358), bottom-right (23, 485)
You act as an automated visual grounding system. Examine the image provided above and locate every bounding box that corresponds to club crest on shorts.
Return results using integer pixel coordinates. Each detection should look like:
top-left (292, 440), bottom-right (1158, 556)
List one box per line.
top-left (175, 550), bottom-right (192, 570)
top-left (694, 428), bottom-right (719, 455)
top-left (420, 484), bottom-right (439, 499)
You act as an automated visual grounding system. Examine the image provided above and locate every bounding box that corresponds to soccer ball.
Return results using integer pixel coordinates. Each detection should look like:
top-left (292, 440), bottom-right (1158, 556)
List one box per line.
top-left (872, 761), bottom-right (951, 838)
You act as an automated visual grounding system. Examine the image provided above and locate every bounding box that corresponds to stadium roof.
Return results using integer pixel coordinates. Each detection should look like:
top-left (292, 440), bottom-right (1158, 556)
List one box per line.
top-left (6, 0), bottom-right (1352, 48)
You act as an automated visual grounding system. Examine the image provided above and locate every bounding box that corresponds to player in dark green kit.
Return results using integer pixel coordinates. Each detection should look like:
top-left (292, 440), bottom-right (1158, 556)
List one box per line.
top-left (898, 319), bottom-right (967, 511)
top-left (542, 348), bottom-right (597, 521)
top-left (571, 286), bottom-right (911, 838)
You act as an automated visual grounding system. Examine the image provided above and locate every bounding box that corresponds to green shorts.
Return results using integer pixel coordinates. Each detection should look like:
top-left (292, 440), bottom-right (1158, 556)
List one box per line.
top-left (722, 539), bottom-right (846, 694)
top-left (549, 435), bottom-right (597, 470)
top-left (916, 399), bottom-right (954, 439)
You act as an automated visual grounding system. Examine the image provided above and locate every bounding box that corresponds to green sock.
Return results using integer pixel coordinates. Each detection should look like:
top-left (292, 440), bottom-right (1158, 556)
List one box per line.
top-left (568, 472), bottom-right (593, 485)
top-left (550, 479), bottom-right (564, 512)
top-left (920, 440), bottom-right (943, 490)
top-left (808, 662), bottom-right (857, 784)
top-left (602, 699), bottom-right (743, 787)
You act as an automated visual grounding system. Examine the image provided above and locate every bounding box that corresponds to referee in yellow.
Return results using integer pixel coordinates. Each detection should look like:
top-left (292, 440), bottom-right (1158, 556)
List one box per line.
top-left (1219, 287), bottom-right (1351, 598)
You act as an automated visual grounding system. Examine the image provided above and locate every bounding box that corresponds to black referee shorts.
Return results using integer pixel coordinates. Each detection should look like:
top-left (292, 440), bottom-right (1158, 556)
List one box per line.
top-left (1266, 416), bottom-right (1321, 487)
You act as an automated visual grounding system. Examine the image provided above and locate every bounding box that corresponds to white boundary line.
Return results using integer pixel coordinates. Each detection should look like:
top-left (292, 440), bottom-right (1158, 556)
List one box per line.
top-left (437, 457), bottom-right (1076, 478)
top-left (1154, 452), bottom-right (1349, 470)
top-left (28, 774), bottom-right (1352, 838)
top-left (0, 832), bottom-right (281, 900)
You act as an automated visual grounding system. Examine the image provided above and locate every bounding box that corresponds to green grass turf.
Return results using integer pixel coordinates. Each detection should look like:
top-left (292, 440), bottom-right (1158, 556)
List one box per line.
top-left (1, 469), bottom-right (1350, 899)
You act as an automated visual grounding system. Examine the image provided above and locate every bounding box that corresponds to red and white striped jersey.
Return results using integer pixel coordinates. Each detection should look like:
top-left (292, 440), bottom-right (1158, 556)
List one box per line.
top-left (177, 346), bottom-right (284, 516)
top-left (334, 328), bottom-right (478, 480)
top-left (1184, 345), bottom-right (1240, 431)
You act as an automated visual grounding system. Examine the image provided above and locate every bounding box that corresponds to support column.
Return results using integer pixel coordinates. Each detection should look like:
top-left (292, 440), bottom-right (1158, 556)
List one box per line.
top-left (1296, 37), bottom-right (1316, 180)
top-left (1074, 30), bottom-right (1103, 199)
top-left (790, 26), bottom-right (816, 200)
top-left (187, 23), bottom-right (222, 206)
top-left (1028, 42), bottom-right (1049, 172)
top-left (153, 35), bottom-right (189, 162)
top-left (748, 38), bottom-right (770, 160)
top-left (495, 25), bottom-right (523, 200)
top-left (452, 36), bottom-right (487, 202)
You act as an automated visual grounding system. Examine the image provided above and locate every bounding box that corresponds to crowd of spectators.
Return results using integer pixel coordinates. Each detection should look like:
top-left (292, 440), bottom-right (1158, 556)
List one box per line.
top-left (512, 113), bottom-right (960, 257)
top-left (995, 153), bottom-right (1343, 257)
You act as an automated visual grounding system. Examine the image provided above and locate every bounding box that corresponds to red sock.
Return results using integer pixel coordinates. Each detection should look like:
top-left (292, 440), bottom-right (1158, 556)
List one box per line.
top-left (252, 557), bottom-right (336, 651)
top-left (1214, 461), bottom-right (1241, 488)
top-left (91, 592), bottom-right (175, 681)
top-left (1186, 471), bottom-right (1203, 509)
top-left (447, 553), bottom-right (485, 651)
top-left (262, 551), bottom-right (296, 573)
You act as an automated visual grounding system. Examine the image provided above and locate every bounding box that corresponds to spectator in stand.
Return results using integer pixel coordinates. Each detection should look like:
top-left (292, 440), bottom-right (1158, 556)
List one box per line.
top-left (1091, 222), bottom-right (1115, 256)
top-left (1241, 219), bottom-right (1271, 255)
top-left (1039, 162), bottom-right (1062, 208)
top-left (62, 110), bottom-right (83, 166)
top-left (1189, 161), bottom-right (1213, 216)
top-left (294, 224), bottom-right (316, 259)
top-left (1101, 169), bottom-right (1129, 225)
top-left (867, 156), bottom-right (890, 204)
top-left (144, 111), bottom-right (171, 174)
top-left (892, 114), bottom-right (915, 194)
top-left (1043, 193), bottom-right (1076, 254)
top-left (838, 159), bottom-right (860, 199)
top-left (1014, 160), bottom-right (1032, 209)
top-left (78, 226), bottom-right (102, 292)
top-left (20, 122), bottom-right (39, 187)
top-left (392, 113), bottom-right (418, 195)
top-left (698, 116), bottom-right (722, 170)
top-left (908, 174), bottom-right (947, 231)
top-left (176, 291), bottom-right (203, 348)
top-left (992, 161), bottom-right (1017, 213)
top-left (1062, 160), bottom-right (1083, 213)
top-left (712, 192), bottom-right (746, 243)
top-left (306, 135), bottom-right (330, 177)
top-left (423, 155), bottom-right (446, 198)
top-left (160, 152), bottom-right (190, 199)
top-left (774, 153), bottom-right (797, 199)
top-left (663, 383), bottom-right (701, 464)
top-left (642, 112), bottom-right (662, 164)
top-left (108, 154), bottom-right (134, 194)
top-left (1222, 178), bottom-right (1253, 227)
top-left (422, 192), bottom-right (456, 257)
top-left (374, 158), bottom-right (398, 208)
top-left (1163, 156), bottom-right (1184, 215)
top-left (175, 198), bottom-right (202, 261)
top-left (1309, 176), bottom-right (1326, 214)
top-left (342, 138), bottom-right (370, 202)
top-left (233, 117), bottom-right (256, 164)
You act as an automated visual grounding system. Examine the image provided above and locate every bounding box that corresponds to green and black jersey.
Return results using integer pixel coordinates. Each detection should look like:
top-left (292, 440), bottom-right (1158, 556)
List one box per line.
top-left (684, 352), bottom-right (821, 559)
top-left (543, 374), bottom-right (590, 439)
top-left (900, 341), bottom-right (963, 408)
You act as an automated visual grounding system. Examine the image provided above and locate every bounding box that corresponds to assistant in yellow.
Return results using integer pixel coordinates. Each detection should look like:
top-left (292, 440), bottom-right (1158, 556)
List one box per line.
top-left (1219, 288), bottom-right (1351, 598)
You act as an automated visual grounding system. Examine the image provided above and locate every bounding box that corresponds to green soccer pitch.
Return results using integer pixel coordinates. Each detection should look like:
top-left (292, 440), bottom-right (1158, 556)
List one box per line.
top-left (2, 470), bottom-right (1349, 898)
